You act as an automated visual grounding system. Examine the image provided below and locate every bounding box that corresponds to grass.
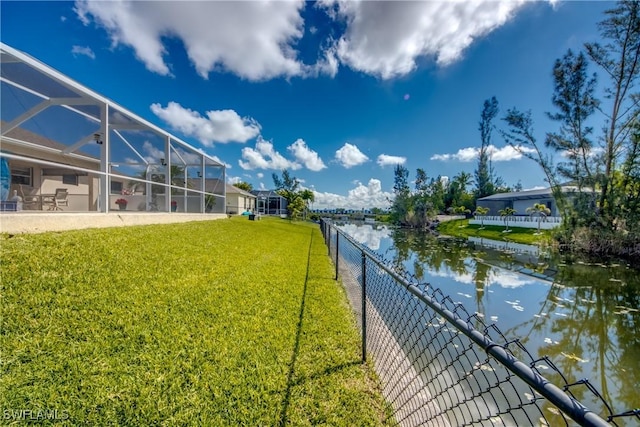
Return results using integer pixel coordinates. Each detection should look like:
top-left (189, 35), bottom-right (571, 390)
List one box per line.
top-left (437, 218), bottom-right (553, 246)
top-left (0, 217), bottom-right (393, 426)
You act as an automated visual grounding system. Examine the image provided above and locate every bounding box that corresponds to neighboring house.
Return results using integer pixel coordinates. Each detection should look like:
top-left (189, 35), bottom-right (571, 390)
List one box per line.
top-left (476, 186), bottom-right (592, 216)
top-left (252, 190), bottom-right (288, 216)
top-left (0, 42), bottom-right (225, 213)
top-left (225, 184), bottom-right (256, 214)
top-left (473, 186), bottom-right (598, 229)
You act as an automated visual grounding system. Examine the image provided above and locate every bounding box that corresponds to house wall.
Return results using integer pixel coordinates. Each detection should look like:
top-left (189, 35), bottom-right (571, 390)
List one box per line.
top-left (9, 159), bottom-right (132, 211)
top-left (513, 198), bottom-right (556, 216)
top-left (476, 200), bottom-right (510, 216)
top-left (226, 194), bottom-right (241, 214)
top-left (226, 193), bottom-right (256, 214)
top-left (5, 156), bottom-right (225, 213)
top-left (478, 197), bottom-right (558, 216)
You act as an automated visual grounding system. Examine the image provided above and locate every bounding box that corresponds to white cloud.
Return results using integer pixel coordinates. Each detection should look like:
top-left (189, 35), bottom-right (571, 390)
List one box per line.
top-left (239, 138), bottom-right (326, 172)
top-left (335, 143), bottom-right (369, 168)
top-left (431, 147), bottom-right (478, 162)
top-left (288, 139), bottom-right (326, 171)
top-left (74, 0), bottom-right (311, 81)
top-left (74, 0), bottom-right (541, 82)
top-left (489, 145), bottom-right (536, 162)
top-left (559, 146), bottom-right (603, 158)
top-left (141, 140), bottom-right (164, 165)
top-left (313, 178), bottom-right (392, 210)
top-left (238, 137), bottom-right (301, 171)
top-left (431, 145), bottom-right (536, 162)
top-left (377, 154), bottom-right (406, 167)
top-left (211, 156), bottom-right (232, 169)
top-left (227, 175), bottom-right (242, 184)
top-left (320, 0), bottom-right (530, 79)
top-left (257, 172), bottom-right (264, 179)
top-left (150, 102), bottom-right (260, 146)
top-left (71, 45), bottom-right (95, 59)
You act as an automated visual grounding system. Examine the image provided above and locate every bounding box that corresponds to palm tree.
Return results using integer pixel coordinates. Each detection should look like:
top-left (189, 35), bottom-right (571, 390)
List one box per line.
top-left (300, 189), bottom-right (315, 220)
top-left (526, 203), bottom-right (551, 234)
top-left (453, 205), bottom-right (471, 215)
top-left (498, 207), bottom-right (517, 233)
top-left (473, 206), bottom-right (490, 229)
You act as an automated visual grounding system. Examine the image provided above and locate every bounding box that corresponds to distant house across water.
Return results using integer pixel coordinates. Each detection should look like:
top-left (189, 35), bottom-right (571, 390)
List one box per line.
top-left (476, 186), bottom-right (596, 217)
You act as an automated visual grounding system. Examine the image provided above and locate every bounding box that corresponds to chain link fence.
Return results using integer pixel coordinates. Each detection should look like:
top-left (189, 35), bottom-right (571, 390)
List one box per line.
top-left (320, 220), bottom-right (639, 427)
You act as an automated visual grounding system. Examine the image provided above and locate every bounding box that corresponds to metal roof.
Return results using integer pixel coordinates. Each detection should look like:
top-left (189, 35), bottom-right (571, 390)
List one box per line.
top-left (477, 186), bottom-right (589, 201)
top-left (252, 190), bottom-right (284, 198)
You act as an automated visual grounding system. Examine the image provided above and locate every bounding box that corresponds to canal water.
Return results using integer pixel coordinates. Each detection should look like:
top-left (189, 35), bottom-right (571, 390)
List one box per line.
top-left (337, 222), bottom-right (640, 424)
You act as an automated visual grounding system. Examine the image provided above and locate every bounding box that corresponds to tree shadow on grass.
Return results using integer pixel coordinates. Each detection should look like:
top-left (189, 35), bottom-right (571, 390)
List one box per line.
top-left (277, 229), bottom-right (312, 427)
top-left (278, 230), bottom-right (362, 426)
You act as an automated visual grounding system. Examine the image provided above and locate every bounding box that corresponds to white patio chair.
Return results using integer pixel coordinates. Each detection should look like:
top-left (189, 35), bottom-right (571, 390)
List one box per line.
top-left (19, 184), bottom-right (40, 210)
top-left (43, 188), bottom-right (69, 210)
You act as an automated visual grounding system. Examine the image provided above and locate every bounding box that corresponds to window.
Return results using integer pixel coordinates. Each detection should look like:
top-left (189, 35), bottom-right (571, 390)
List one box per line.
top-left (110, 181), bottom-right (123, 194)
top-left (62, 174), bottom-right (78, 186)
top-left (11, 166), bottom-right (32, 186)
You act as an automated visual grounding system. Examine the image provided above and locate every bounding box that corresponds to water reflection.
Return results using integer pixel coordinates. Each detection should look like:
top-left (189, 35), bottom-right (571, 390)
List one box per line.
top-left (337, 223), bottom-right (640, 423)
top-left (334, 222), bottom-right (391, 251)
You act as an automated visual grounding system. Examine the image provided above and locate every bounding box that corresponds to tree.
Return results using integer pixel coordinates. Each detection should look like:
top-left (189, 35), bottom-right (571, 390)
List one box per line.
top-left (234, 181), bottom-right (253, 192)
top-left (498, 207), bottom-right (517, 233)
top-left (412, 168), bottom-right (432, 227)
top-left (447, 171), bottom-right (474, 212)
top-left (526, 203), bottom-right (551, 234)
top-left (428, 176), bottom-right (446, 214)
top-left (585, 0), bottom-right (640, 226)
top-left (286, 195), bottom-right (305, 219)
top-left (501, 109), bottom-right (569, 219)
top-left (300, 189), bottom-right (315, 220)
top-left (475, 97), bottom-right (501, 199)
top-left (272, 169), bottom-right (301, 219)
top-left (473, 206), bottom-right (490, 229)
top-left (453, 206), bottom-right (471, 216)
top-left (546, 50), bottom-right (598, 191)
top-left (390, 165), bottom-right (411, 225)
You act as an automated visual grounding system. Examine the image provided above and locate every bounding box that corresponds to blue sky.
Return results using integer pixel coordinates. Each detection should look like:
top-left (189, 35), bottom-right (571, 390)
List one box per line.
top-left (1, 1), bottom-right (611, 209)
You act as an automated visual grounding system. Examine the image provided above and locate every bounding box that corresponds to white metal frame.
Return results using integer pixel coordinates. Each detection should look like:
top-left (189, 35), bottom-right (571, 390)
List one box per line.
top-left (0, 42), bottom-right (226, 213)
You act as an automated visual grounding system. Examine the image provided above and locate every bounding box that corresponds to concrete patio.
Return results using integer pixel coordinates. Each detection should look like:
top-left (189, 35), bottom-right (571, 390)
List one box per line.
top-left (0, 212), bottom-right (227, 234)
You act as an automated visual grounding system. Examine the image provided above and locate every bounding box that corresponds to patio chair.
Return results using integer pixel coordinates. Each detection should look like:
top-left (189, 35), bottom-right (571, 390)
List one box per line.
top-left (19, 184), bottom-right (40, 210)
top-left (43, 188), bottom-right (69, 210)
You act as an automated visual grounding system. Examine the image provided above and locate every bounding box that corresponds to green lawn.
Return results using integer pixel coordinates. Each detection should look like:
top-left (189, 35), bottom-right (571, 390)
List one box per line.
top-left (1, 217), bottom-right (392, 426)
top-left (437, 218), bottom-right (553, 246)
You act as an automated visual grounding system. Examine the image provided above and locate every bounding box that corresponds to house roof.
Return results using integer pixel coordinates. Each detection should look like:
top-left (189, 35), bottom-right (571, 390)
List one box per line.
top-left (252, 189), bottom-right (285, 199)
top-left (226, 184), bottom-right (255, 198)
top-left (477, 186), bottom-right (589, 202)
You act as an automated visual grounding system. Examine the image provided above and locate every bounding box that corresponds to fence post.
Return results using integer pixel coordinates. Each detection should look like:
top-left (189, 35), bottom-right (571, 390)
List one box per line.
top-left (335, 230), bottom-right (339, 280)
top-left (327, 223), bottom-right (331, 256)
top-left (361, 250), bottom-right (367, 363)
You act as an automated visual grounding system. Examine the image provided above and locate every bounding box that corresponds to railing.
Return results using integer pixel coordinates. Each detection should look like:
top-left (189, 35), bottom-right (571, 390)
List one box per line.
top-left (470, 215), bottom-right (562, 229)
top-left (320, 219), bottom-right (639, 427)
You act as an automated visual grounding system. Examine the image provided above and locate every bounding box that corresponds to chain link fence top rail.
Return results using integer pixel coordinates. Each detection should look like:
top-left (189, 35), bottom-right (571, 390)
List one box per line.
top-left (320, 220), bottom-right (639, 427)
